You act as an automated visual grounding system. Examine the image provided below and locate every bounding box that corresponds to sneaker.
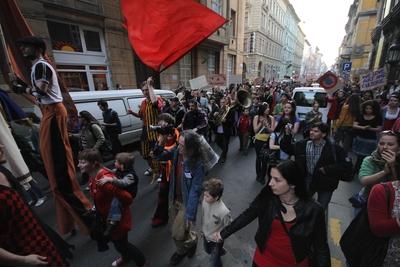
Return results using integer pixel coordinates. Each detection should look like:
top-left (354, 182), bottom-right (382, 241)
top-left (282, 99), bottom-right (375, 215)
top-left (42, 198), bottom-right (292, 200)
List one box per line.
top-left (34, 196), bottom-right (48, 207)
top-left (111, 258), bottom-right (125, 267)
top-left (144, 168), bottom-right (152, 176)
top-left (169, 252), bottom-right (186, 266)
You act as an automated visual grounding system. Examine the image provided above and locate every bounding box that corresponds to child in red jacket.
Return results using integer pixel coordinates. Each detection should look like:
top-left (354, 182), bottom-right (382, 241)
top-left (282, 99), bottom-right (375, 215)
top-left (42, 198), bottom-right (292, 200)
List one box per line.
top-left (237, 108), bottom-right (251, 155)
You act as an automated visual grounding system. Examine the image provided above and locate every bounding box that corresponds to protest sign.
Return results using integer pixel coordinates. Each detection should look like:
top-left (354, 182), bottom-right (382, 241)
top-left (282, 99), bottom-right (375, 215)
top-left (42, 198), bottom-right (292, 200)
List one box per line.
top-left (360, 68), bottom-right (386, 91)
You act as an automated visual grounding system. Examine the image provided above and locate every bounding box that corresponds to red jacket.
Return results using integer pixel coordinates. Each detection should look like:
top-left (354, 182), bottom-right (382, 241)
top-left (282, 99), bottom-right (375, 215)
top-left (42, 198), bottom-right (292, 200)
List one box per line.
top-left (368, 182), bottom-right (400, 237)
top-left (89, 167), bottom-right (133, 240)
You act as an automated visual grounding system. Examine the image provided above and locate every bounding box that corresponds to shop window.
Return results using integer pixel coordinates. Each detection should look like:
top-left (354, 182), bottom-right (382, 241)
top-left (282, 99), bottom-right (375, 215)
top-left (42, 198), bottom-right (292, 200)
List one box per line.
top-left (57, 65), bottom-right (110, 91)
top-left (59, 72), bottom-right (89, 91)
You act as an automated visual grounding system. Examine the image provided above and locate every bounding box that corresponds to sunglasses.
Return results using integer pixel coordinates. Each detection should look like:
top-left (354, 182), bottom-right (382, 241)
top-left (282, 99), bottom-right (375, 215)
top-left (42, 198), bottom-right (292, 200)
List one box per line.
top-left (381, 130), bottom-right (399, 136)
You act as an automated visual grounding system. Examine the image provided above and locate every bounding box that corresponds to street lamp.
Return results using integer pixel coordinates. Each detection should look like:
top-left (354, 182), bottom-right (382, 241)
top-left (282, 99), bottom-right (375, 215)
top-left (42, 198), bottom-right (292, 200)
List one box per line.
top-left (386, 39), bottom-right (400, 64)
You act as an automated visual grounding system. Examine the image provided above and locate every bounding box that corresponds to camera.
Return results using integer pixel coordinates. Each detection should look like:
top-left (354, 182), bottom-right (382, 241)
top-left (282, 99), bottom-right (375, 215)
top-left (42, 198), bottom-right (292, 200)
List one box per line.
top-left (149, 124), bottom-right (174, 135)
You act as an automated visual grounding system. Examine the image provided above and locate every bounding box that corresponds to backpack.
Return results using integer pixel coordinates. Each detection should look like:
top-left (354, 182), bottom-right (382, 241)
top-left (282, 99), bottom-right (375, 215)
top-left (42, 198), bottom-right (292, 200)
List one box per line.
top-left (112, 110), bottom-right (122, 134)
top-left (89, 123), bottom-right (113, 156)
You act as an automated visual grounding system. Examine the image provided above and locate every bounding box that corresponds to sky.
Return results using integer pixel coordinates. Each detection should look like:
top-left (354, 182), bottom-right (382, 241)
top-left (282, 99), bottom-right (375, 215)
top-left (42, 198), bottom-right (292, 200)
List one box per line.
top-left (290, 0), bottom-right (354, 67)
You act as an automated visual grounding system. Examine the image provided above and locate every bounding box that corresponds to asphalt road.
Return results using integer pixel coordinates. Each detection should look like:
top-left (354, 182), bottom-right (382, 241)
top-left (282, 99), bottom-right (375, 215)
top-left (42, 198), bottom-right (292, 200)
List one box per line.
top-left (33, 137), bottom-right (361, 267)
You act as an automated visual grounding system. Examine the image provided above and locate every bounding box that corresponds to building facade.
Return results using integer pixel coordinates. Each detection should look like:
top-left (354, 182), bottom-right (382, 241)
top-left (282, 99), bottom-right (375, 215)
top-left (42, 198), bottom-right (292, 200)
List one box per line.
top-left (17, 0), bottom-right (245, 91)
top-left (282, 0), bottom-right (304, 79)
top-left (338, 0), bottom-right (379, 76)
top-left (18, 0), bottom-right (136, 91)
top-left (369, 0), bottom-right (400, 82)
top-left (243, 0), bottom-right (304, 81)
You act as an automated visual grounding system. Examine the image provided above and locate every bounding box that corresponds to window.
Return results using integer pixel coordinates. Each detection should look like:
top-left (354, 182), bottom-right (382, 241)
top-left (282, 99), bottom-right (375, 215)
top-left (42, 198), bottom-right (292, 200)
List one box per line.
top-left (227, 54), bottom-right (236, 75)
top-left (83, 30), bottom-right (102, 52)
top-left (48, 21), bottom-right (104, 53)
top-left (47, 21), bottom-right (83, 52)
top-left (211, 0), bottom-right (222, 15)
top-left (179, 53), bottom-right (192, 87)
top-left (230, 9), bottom-right (236, 37)
top-left (250, 32), bottom-right (255, 53)
top-left (293, 92), bottom-right (327, 107)
top-left (261, 12), bottom-right (266, 30)
top-left (245, 12), bottom-right (249, 29)
top-left (48, 20), bottom-right (109, 91)
top-left (208, 52), bottom-right (216, 74)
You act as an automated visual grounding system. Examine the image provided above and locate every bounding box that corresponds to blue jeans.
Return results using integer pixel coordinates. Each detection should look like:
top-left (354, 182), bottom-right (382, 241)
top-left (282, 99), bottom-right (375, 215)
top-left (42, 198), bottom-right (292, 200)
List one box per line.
top-left (203, 238), bottom-right (223, 267)
top-left (107, 197), bottom-right (122, 222)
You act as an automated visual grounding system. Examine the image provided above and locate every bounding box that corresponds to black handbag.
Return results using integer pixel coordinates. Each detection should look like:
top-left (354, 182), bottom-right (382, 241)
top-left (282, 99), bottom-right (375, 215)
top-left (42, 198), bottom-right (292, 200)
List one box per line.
top-left (340, 183), bottom-right (391, 267)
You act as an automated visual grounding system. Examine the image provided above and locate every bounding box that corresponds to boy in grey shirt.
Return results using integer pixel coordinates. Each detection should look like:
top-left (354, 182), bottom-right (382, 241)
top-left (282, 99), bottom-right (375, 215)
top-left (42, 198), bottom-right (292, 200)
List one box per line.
top-left (202, 178), bottom-right (231, 267)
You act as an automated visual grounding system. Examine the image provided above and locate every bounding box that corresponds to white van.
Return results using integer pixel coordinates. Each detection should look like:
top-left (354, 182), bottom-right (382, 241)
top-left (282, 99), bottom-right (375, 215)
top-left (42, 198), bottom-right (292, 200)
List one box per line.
top-left (292, 87), bottom-right (328, 123)
top-left (70, 89), bottom-right (175, 145)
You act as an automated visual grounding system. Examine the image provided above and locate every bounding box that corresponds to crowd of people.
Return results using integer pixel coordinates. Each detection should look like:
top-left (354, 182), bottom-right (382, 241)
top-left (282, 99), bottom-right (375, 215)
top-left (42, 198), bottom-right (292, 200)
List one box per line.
top-left (1, 35), bottom-right (400, 267)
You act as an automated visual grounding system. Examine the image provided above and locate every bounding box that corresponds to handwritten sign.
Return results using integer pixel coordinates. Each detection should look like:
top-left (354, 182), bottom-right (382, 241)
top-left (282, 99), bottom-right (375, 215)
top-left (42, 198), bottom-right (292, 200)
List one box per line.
top-left (360, 68), bottom-right (386, 91)
top-left (189, 75), bottom-right (208, 90)
top-left (206, 74), bottom-right (226, 86)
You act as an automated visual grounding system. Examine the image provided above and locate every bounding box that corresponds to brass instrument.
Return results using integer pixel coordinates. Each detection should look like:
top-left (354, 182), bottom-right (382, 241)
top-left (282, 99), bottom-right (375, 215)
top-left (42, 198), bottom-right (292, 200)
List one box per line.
top-left (214, 105), bottom-right (231, 126)
top-left (214, 89), bottom-right (251, 125)
top-left (235, 89), bottom-right (252, 108)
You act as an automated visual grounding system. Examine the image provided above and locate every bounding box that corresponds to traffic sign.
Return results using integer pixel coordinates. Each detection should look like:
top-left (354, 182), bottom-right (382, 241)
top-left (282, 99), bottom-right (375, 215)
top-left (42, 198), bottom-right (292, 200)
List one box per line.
top-left (317, 71), bottom-right (343, 94)
top-left (342, 62), bottom-right (352, 73)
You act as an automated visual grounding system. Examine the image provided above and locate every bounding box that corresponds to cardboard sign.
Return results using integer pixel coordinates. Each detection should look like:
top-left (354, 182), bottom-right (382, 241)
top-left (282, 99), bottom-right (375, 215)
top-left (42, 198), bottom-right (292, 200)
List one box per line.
top-left (206, 74), bottom-right (226, 86)
top-left (253, 77), bottom-right (264, 86)
top-left (189, 75), bottom-right (208, 90)
top-left (360, 68), bottom-right (386, 91)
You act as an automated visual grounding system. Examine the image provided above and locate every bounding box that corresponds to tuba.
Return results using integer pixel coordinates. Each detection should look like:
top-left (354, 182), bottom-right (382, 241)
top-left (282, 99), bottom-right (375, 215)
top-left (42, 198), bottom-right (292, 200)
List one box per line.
top-left (235, 89), bottom-right (252, 108)
top-left (214, 89), bottom-right (251, 126)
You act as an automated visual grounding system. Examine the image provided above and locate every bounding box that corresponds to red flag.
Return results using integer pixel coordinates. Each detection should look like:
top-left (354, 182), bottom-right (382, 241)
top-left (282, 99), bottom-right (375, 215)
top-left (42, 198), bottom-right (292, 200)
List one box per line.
top-left (121, 0), bottom-right (227, 72)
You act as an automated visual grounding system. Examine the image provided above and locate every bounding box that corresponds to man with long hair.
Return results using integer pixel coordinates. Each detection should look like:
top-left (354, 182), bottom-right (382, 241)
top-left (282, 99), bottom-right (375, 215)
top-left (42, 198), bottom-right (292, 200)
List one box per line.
top-left (156, 130), bottom-right (218, 265)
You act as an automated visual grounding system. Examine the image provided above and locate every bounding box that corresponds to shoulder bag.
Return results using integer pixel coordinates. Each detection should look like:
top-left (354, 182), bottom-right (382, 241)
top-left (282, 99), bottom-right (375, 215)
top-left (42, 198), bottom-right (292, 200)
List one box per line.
top-left (340, 183), bottom-right (391, 267)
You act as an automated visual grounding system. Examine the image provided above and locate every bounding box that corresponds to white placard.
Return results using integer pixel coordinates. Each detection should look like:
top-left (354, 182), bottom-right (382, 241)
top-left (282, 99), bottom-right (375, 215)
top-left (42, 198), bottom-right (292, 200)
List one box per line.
top-left (189, 75), bottom-right (208, 90)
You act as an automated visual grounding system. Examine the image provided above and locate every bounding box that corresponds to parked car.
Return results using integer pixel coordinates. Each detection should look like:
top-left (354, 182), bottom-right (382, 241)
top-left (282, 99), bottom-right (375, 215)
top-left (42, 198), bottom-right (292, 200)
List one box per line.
top-left (292, 87), bottom-right (328, 123)
top-left (70, 89), bottom-right (175, 145)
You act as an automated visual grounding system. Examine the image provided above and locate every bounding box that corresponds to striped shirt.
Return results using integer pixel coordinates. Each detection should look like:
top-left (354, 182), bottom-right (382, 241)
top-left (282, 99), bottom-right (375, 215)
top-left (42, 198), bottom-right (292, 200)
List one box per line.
top-left (139, 97), bottom-right (162, 141)
top-left (306, 140), bottom-right (326, 176)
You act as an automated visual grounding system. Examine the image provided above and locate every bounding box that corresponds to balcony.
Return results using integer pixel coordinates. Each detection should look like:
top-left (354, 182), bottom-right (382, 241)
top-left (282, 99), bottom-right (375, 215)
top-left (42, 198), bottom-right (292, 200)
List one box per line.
top-left (207, 26), bottom-right (229, 46)
top-left (340, 47), bottom-right (353, 57)
top-left (382, 2), bottom-right (400, 33)
top-left (41, 0), bottom-right (103, 16)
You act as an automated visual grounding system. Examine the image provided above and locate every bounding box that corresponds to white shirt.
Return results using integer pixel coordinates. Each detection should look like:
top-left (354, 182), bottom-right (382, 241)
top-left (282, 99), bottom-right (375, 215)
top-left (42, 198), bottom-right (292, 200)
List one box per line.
top-left (30, 58), bottom-right (63, 105)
